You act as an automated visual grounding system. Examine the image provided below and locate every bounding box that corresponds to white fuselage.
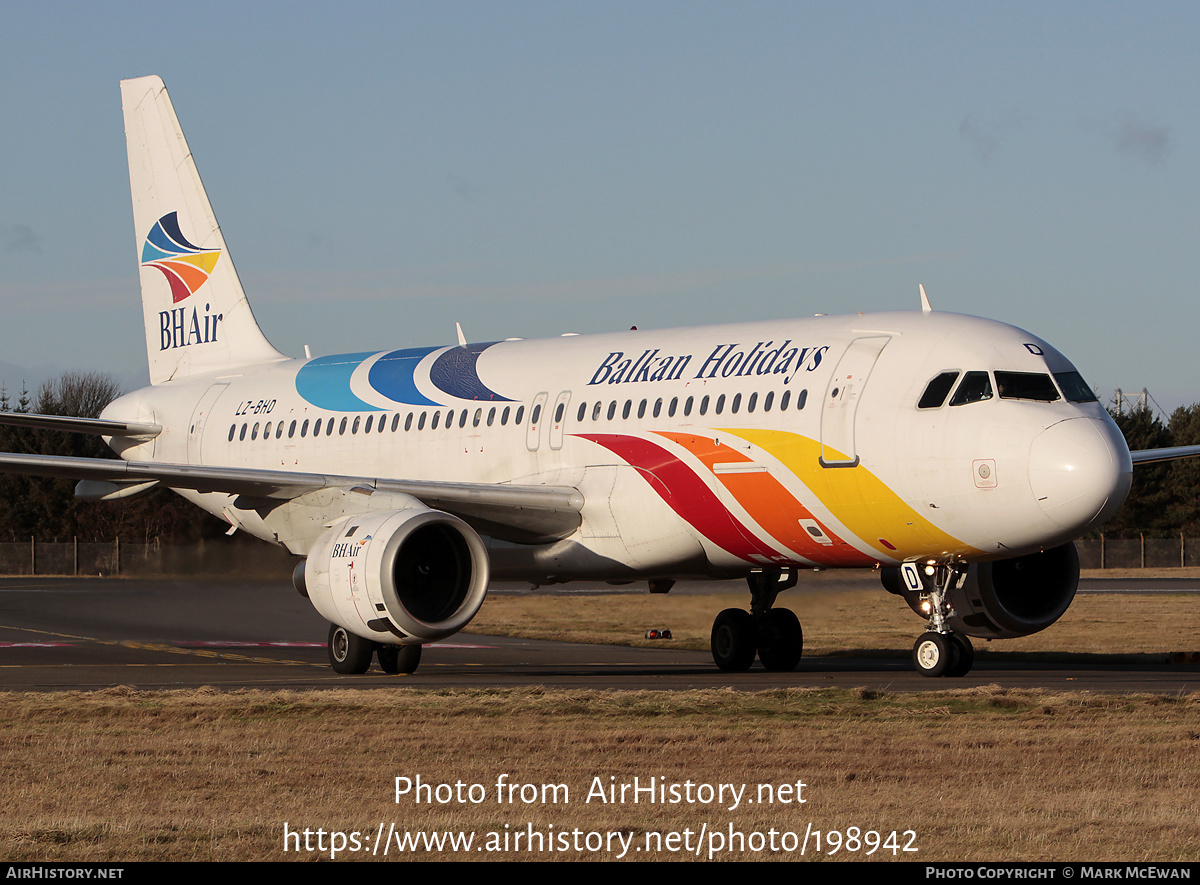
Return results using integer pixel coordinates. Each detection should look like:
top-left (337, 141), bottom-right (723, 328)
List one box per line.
top-left (104, 310), bottom-right (1132, 583)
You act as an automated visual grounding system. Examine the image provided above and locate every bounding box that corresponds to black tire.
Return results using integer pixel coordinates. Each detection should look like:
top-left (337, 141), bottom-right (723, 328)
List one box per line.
top-left (756, 608), bottom-right (803, 671)
top-left (711, 608), bottom-right (756, 672)
top-left (945, 633), bottom-right (974, 677)
top-left (378, 644), bottom-right (422, 675)
top-left (912, 631), bottom-right (958, 678)
top-left (328, 624), bottom-right (373, 674)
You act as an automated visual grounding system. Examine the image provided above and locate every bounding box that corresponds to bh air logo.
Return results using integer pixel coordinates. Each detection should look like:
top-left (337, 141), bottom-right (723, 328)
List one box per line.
top-left (140, 212), bottom-right (224, 351)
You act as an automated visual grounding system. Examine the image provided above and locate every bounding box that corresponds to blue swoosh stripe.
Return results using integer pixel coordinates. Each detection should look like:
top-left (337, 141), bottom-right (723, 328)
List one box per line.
top-left (295, 353), bottom-right (383, 412)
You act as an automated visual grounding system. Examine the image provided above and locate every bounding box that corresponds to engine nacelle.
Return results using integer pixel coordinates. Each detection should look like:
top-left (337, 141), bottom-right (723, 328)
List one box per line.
top-left (882, 542), bottom-right (1080, 640)
top-left (299, 508), bottom-right (489, 646)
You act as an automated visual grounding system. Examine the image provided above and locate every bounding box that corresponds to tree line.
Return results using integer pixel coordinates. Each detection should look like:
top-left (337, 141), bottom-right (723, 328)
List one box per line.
top-left (0, 373), bottom-right (1196, 542)
top-left (1103, 403), bottom-right (1200, 538)
top-left (0, 373), bottom-right (222, 543)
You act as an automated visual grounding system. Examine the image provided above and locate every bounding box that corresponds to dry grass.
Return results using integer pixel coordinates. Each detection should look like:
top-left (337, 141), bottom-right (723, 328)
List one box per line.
top-left (1, 686), bottom-right (1197, 862)
top-left (472, 583), bottom-right (1200, 659)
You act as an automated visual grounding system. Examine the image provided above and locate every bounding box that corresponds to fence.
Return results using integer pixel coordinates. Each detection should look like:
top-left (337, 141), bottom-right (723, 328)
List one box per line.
top-left (0, 538), bottom-right (296, 577)
top-left (0, 535), bottom-right (1194, 577)
top-left (1075, 535), bottom-right (1200, 570)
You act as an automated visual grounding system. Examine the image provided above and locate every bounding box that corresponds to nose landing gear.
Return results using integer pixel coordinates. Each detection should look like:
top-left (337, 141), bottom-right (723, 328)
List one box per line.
top-left (902, 561), bottom-right (975, 678)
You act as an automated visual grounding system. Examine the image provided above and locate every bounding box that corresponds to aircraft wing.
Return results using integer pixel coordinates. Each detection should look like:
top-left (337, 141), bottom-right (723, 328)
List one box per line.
top-left (0, 452), bottom-right (584, 542)
top-left (0, 412), bottom-right (161, 440)
top-left (1130, 445), bottom-right (1200, 466)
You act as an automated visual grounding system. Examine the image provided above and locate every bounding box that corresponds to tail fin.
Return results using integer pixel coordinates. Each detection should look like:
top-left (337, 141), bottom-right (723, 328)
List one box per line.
top-left (121, 75), bottom-right (286, 384)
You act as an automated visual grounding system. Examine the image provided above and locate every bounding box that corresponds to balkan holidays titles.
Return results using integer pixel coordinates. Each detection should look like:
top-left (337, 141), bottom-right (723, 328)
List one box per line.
top-left (587, 340), bottom-right (829, 387)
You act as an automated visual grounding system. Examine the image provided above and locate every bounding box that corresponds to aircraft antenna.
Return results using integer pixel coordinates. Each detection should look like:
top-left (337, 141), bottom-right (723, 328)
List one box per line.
top-left (919, 284), bottom-right (932, 313)
top-left (456, 323), bottom-right (467, 347)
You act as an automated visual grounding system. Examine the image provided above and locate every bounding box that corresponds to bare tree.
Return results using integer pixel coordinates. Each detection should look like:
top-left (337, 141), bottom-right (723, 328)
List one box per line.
top-left (36, 371), bottom-right (122, 419)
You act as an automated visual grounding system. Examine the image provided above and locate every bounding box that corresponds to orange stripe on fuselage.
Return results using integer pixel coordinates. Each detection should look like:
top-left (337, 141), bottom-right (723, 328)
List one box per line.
top-left (723, 428), bottom-right (983, 561)
top-left (655, 431), bottom-right (876, 567)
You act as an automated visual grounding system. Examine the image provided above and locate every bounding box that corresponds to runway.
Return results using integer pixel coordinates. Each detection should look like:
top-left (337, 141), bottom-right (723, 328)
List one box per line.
top-left (0, 576), bottom-right (1196, 693)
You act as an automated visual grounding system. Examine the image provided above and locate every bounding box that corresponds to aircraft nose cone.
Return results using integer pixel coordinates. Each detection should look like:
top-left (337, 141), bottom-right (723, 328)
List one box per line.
top-left (1029, 417), bottom-right (1132, 532)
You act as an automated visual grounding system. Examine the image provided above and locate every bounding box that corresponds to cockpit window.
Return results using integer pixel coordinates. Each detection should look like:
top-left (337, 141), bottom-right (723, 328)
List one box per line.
top-left (918, 371), bottom-right (959, 409)
top-left (949, 371), bottom-right (993, 406)
top-left (1054, 371), bottom-right (1098, 403)
top-left (994, 371), bottom-right (1060, 402)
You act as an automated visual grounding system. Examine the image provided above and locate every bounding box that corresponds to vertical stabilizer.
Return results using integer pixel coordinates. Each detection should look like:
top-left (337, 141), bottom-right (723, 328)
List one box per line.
top-left (122, 76), bottom-right (286, 384)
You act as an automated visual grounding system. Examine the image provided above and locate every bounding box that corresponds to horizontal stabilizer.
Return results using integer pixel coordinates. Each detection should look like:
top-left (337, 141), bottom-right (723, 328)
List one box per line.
top-left (0, 412), bottom-right (161, 440)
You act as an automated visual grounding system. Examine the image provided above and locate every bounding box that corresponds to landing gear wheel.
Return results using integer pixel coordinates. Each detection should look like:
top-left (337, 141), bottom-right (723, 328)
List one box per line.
top-left (328, 624), bottom-right (373, 674)
top-left (756, 608), bottom-right (803, 671)
top-left (945, 633), bottom-right (974, 677)
top-left (912, 632), bottom-right (957, 678)
top-left (378, 644), bottom-right (422, 675)
top-left (711, 608), bottom-right (756, 672)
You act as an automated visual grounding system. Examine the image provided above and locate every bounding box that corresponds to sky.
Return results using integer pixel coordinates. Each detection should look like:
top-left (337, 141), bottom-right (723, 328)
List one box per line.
top-left (1, 2), bottom-right (1198, 414)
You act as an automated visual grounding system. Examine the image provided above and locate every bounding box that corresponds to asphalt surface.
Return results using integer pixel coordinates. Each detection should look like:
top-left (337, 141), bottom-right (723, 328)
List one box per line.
top-left (0, 575), bottom-right (1196, 693)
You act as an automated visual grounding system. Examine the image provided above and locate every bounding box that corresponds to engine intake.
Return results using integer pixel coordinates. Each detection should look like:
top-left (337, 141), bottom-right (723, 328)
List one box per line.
top-left (301, 507), bottom-right (489, 645)
top-left (882, 542), bottom-right (1079, 640)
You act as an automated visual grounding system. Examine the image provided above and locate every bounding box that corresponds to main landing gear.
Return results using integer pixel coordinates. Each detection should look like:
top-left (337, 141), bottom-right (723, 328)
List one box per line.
top-left (710, 569), bottom-right (803, 672)
top-left (327, 624), bottom-right (422, 675)
top-left (903, 561), bottom-right (974, 678)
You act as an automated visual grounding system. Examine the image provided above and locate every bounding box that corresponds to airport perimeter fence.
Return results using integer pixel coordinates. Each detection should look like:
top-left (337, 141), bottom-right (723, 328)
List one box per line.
top-left (0, 535), bottom-right (1194, 576)
top-left (0, 538), bottom-right (297, 577)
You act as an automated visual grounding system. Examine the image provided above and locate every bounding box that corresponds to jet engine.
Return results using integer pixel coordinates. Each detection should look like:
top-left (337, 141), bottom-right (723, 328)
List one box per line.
top-left (882, 542), bottom-right (1079, 640)
top-left (296, 507), bottom-right (490, 646)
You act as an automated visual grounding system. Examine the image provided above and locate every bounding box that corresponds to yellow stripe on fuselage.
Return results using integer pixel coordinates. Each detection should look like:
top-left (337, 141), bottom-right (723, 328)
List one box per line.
top-left (725, 428), bottom-right (984, 561)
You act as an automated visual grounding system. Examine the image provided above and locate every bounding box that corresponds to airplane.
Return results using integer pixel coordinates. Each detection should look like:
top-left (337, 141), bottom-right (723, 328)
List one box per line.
top-left (0, 75), bottom-right (1188, 679)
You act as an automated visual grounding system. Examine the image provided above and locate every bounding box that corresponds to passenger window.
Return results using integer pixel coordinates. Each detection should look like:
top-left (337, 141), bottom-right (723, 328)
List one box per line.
top-left (949, 372), bottom-right (993, 406)
top-left (995, 372), bottom-right (1060, 402)
top-left (918, 372), bottom-right (960, 409)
